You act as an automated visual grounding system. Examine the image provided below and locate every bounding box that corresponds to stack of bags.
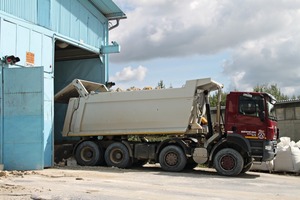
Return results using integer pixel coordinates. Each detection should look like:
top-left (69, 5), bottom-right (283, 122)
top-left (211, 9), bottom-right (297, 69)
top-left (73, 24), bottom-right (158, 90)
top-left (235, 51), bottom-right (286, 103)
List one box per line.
top-left (251, 137), bottom-right (300, 173)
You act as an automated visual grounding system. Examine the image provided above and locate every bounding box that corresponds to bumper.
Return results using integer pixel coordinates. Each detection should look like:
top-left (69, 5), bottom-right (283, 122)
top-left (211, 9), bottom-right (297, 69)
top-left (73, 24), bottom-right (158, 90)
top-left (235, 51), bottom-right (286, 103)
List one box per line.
top-left (262, 140), bottom-right (277, 161)
top-left (249, 140), bottom-right (277, 162)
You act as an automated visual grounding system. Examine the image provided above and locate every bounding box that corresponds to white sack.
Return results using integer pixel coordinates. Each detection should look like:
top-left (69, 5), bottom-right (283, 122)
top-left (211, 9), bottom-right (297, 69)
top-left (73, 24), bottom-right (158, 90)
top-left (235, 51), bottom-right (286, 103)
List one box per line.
top-left (274, 146), bottom-right (295, 172)
top-left (277, 137), bottom-right (291, 149)
top-left (291, 146), bottom-right (300, 172)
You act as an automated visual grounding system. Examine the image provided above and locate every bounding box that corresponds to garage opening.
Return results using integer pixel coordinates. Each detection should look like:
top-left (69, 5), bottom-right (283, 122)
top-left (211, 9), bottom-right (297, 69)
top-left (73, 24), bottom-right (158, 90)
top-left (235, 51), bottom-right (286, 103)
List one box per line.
top-left (53, 39), bottom-right (105, 164)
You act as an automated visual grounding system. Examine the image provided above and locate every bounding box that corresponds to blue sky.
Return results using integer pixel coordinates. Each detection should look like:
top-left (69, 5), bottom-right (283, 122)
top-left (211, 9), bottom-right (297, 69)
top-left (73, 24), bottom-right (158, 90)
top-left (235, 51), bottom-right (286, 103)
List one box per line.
top-left (109, 51), bottom-right (230, 89)
top-left (109, 0), bottom-right (300, 96)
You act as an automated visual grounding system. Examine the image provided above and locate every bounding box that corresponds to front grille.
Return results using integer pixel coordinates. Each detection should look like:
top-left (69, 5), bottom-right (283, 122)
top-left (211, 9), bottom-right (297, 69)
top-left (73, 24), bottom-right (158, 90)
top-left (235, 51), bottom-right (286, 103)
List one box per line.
top-left (249, 140), bottom-right (263, 157)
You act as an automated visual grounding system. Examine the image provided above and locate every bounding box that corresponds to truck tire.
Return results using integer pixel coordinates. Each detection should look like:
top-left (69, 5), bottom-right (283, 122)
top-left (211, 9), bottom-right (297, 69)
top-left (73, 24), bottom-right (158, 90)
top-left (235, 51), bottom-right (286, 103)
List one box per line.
top-left (214, 148), bottom-right (244, 176)
top-left (105, 142), bottom-right (131, 168)
top-left (75, 141), bottom-right (104, 166)
top-left (159, 145), bottom-right (187, 172)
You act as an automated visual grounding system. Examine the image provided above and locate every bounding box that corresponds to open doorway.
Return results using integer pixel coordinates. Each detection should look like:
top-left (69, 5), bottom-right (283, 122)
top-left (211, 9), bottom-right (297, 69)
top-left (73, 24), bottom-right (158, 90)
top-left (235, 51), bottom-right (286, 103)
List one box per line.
top-left (53, 39), bottom-right (106, 163)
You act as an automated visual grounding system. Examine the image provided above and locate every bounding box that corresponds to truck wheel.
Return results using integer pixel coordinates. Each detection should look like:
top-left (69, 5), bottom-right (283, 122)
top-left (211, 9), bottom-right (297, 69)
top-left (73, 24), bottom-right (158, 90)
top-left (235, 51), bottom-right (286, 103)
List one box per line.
top-left (75, 141), bottom-right (104, 166)
top-left (105, 142), bottom-right (131, 168)
top-left (159, 145), bottom-right (187, 172)
top-left (214, 148), bottom-right (244, 176)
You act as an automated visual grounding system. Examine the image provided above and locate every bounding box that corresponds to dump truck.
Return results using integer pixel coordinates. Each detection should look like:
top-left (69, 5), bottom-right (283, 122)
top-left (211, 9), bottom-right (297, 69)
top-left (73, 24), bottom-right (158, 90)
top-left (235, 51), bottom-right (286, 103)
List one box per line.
top-left (54, 78), bottom-right (278, 176)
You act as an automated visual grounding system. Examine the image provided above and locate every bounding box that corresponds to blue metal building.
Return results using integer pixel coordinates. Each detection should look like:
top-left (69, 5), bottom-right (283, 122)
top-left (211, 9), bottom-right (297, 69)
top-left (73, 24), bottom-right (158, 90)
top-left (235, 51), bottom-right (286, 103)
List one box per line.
top-left (0, 0), bottom-right (126, 170)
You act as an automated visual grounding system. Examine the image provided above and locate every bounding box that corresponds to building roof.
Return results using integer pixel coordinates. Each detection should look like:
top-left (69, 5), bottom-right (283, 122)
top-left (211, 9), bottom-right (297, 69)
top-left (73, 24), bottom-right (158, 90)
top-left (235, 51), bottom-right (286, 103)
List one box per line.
top-left (89, 0), bottom-right (127, 20)
top-left (277, 99), bottom-right (300, 105)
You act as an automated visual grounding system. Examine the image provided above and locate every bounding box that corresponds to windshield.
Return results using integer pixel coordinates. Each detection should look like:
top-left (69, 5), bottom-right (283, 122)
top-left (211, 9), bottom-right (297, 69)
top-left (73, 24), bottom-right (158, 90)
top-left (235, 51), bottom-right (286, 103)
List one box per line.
top-left (267, 100), bottom-right (277, 121)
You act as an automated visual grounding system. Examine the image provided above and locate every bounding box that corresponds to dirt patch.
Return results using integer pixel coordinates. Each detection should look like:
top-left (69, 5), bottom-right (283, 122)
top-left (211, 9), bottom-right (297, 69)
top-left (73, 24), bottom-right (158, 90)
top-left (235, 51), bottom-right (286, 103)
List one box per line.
top-left (0, 165), bottom-right (299, 200)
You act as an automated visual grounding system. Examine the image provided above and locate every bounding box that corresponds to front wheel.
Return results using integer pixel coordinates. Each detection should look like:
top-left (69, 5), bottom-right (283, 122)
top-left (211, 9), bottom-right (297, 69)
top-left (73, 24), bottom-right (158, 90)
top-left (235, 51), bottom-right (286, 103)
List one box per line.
top-left (214, 148), bottom-right (244, 176)
top-left (159, 145), bottom-right (187, 172)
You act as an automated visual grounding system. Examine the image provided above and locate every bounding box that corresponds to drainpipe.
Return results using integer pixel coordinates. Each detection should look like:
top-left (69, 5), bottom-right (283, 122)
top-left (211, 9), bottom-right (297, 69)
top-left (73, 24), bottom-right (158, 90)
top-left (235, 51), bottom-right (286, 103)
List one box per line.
top-left (109, 19), bottom-right (120, 31)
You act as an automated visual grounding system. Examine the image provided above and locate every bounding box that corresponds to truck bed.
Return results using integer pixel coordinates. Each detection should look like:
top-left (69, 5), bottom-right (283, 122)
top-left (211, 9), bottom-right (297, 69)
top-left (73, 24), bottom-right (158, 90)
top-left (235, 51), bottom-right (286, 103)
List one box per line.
top-left (55, 78), bottom-right (222, 137)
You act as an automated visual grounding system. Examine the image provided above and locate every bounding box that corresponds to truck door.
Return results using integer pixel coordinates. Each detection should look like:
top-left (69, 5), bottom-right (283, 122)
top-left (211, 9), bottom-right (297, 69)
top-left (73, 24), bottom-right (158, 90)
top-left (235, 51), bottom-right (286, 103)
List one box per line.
top-left (2, 66), bottom-right (44, 170)
top-left (235, 94), bottom-right (266, 140)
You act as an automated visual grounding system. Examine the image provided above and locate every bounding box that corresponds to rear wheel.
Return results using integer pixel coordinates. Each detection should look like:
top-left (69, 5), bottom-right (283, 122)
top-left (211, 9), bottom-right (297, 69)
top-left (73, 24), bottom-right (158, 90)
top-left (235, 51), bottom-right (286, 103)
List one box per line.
top-left (105, 142), bottom-right (132, 168)
top-left (214, 148), bottom-right (244, 176)
top-left (159, 145), bottom-right (187, 172)
top-left (75, 141), bottom-right (104, 166)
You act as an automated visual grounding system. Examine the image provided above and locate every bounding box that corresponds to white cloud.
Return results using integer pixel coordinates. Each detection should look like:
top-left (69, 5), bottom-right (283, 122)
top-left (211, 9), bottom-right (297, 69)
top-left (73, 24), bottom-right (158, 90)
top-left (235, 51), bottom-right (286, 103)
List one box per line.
top-left (110, 65), bottom-right (148, 82)
top-left (111, 0), bottom-right (300, 62)
top-left (111, 0), bottom-right (300, 96)
top-left (223, 31), bottom-right (300, 96)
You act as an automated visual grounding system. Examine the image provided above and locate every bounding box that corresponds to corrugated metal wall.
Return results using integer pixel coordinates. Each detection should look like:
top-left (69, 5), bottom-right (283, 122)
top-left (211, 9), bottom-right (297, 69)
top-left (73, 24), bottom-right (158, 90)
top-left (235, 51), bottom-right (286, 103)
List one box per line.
top-left (0, 0), bottom-right (107, 49)
top-left (52, 0), bottom-right (106, 48)
top-left (0, 0), bottom-right (115, 170)
top-left (0, 0), bottom-right (38, 23)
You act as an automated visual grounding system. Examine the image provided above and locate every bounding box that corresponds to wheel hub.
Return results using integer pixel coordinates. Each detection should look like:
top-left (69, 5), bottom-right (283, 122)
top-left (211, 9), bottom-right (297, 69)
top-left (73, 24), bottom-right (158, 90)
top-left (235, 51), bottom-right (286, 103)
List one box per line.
top-left (165, 152), bottom-right (178, 166)
top-left (220, 155), bottom-right (235, 170)
top-left (81, 148), bottom-right (93, 162)
top-left (115, 152), bottom-right (122, 160)
top-left (111, 149), bottom-right (123, 164)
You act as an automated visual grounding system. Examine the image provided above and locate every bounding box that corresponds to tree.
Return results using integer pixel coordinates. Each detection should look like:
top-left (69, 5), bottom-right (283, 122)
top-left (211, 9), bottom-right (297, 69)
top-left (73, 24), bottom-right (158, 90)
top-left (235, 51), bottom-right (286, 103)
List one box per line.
top-left (210, 91), bottom-right (227, 107)
top-left (253, 84), bottom-right (289, 100)
top-left (157, 80), bottom-right (165, 89)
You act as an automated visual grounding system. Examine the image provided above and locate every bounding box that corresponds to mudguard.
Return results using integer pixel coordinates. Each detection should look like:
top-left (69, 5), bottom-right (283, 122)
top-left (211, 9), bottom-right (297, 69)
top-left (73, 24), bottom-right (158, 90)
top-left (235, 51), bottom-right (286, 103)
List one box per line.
top-left (209, 133), bottom-right (252, 162)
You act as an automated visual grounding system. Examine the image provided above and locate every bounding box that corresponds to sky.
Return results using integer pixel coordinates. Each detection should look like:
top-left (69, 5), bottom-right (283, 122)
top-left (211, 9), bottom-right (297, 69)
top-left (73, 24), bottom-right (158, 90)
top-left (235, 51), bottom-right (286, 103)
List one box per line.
top-left (109, 0), bottom-right (300, 97)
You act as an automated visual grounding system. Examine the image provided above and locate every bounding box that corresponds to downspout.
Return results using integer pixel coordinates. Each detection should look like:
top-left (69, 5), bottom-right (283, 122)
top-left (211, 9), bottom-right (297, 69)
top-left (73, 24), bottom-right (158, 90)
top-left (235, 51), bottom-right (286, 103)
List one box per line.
top-left (109, 19), bottom-right (120, 31)
top-left (104, 18), bottom-right (122, 82)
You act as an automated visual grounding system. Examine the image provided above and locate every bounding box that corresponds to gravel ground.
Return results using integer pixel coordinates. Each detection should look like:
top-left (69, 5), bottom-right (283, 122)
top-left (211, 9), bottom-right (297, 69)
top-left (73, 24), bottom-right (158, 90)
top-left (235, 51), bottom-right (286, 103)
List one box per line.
top-left (0, 164), bottom-right (299, 200)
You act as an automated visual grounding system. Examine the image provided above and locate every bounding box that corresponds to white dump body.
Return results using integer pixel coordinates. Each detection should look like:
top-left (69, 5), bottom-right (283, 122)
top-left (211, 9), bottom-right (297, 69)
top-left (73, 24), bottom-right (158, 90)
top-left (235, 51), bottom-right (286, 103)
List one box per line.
top-left (55, 78), bottom-right (222, 137)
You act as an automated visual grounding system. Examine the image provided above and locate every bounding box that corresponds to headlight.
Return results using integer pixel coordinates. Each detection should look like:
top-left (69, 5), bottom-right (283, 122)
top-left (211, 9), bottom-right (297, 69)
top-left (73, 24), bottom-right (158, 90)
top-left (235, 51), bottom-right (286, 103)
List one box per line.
top-left (265, 145), bottom-right (272, 151)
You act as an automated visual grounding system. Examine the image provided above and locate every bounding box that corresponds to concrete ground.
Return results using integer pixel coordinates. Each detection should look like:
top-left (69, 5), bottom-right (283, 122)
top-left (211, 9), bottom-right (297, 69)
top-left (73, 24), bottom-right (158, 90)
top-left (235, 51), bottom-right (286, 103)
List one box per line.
top-left (0, 164), bottom-right (299, 200)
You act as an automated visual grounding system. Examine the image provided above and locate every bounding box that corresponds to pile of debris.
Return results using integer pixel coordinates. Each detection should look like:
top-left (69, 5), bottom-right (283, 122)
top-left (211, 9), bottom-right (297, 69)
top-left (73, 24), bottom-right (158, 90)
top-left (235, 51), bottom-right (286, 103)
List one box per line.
top-left (0, 170), bottom-right (38, 178)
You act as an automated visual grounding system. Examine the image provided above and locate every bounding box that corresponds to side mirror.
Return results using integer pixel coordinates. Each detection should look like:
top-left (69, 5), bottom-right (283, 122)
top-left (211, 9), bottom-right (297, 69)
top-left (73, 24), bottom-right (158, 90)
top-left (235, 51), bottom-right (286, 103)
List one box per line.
top-left (259, 111), bottom-right (265, 122)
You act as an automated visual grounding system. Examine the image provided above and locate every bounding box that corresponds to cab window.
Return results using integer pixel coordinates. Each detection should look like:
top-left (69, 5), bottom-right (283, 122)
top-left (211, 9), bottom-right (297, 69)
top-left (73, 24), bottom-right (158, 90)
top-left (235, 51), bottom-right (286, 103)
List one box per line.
top-left (239, 95), bottom-right (263, 117)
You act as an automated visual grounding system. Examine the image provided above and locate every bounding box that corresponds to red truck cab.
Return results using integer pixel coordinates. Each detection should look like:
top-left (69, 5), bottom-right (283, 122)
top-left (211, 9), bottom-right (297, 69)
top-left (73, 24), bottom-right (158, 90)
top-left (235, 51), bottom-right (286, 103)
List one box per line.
top-left (225, 92), bottom-right (278, 162)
